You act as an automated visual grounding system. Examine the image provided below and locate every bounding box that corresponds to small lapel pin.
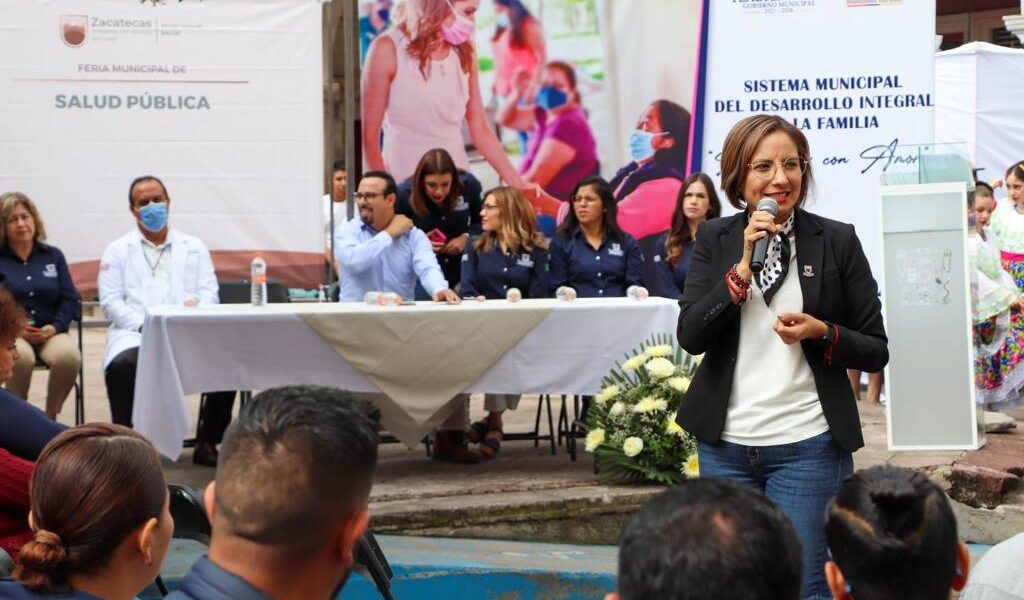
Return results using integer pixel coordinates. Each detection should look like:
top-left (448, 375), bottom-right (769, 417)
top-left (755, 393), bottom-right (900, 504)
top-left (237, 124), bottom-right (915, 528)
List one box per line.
top-left (802, 265), bottom-right (815, 278)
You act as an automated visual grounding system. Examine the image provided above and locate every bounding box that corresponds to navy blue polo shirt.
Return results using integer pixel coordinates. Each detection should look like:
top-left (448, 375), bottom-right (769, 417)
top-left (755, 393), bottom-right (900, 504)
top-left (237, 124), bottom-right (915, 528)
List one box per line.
top-left (460, 238), bottom-right (550, 299)
top-left (396, 174), bottom-right (483, 288)
top-left (0, 243), bottom-right (79, 332)
top-left (549, 228), bottom-right (644, 298)
top-left (165, 556), bottom-right (273, 600)
top-left (652, 233), bottom-right (693, 300)
top-left (0, 580), bottom-right (102, 599)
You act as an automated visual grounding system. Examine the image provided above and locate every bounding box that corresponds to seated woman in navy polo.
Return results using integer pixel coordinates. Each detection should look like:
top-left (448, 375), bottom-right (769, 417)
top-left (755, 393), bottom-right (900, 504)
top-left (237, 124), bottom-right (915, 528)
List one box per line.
top-left (461, 187), bottom-right (550, 458)
top-left (653, 172), bottom-right (722, 299)
top-left (549, 176), bottom-right (644, 298)
top-left (396, 148), bottom-right (483, 298)
top-left (0, 192), bottom-right (81, 419)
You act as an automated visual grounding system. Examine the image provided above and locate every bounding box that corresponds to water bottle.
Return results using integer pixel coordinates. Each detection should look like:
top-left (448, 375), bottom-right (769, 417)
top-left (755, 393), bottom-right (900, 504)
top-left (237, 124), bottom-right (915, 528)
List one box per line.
top-left (250, 253), bottom-right (267, 306)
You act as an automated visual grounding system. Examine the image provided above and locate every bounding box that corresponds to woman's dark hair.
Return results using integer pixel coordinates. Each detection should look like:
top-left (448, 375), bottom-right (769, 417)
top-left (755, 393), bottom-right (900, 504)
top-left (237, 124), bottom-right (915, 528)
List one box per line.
top-left (14, 424), bottom-right (167, 592)
top-left (0, 287), bottom-right (27, 343)
top-left (825, 465), bottom-right (959, 600)
top-left (665, 173), bottom-right (721, 267)
top-left (492, 0), bottom-right (534, 47)
top-left (557, 176), bottom-right (625, 241)
top-left (410, 148), bottom-right (463, 218)
top-left (1006, 160), bottom-right (1024, 181)
top-left (719, 114), bottom-right (815, 211)
top-left (653, 100), bottom-right (691, 168)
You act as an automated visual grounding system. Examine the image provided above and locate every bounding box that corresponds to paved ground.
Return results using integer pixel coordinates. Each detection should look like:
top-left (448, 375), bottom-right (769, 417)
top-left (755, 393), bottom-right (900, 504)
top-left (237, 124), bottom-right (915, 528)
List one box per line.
top-left (30, 325), bottom-right (1023, 545)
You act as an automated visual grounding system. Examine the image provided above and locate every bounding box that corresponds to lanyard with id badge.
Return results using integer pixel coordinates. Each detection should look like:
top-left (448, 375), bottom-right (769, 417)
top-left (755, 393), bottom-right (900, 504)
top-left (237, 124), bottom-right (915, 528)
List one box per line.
top-left (141, 244), bottom-right (171, 307)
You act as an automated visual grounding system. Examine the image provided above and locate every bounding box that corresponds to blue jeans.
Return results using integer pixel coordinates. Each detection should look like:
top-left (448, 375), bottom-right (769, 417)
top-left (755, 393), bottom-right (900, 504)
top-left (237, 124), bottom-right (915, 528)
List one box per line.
top-left (697, 430), bottom-right (853, 600)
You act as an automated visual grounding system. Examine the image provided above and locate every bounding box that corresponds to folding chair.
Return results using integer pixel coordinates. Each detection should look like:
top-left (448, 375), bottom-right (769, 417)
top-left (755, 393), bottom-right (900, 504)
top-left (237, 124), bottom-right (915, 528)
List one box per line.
top-left (32, 299), bottom-right (85, 425)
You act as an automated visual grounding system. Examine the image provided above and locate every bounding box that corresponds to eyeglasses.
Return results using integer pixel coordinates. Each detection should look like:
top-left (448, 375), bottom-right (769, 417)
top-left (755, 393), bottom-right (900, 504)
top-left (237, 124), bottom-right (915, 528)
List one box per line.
top-left (747, 157), bottom-right (808, 180)
top-left (571, 195), bottom-right (601, 205)
top-left (353, 191), bottom-right (387, 201)
top-left (481, 203), bottom-right (500, 212)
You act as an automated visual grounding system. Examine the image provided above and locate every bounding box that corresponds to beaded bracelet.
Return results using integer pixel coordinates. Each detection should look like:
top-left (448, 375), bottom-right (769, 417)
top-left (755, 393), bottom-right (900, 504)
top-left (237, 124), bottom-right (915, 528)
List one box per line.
top-left (725, 272), bottom-right (747, 304)
top-left (727, 264), bottom-right (751, 290)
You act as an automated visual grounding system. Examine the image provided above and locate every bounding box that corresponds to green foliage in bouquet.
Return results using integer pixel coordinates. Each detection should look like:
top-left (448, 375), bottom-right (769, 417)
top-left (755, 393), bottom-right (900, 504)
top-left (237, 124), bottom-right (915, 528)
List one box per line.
top-left (585, 333), bottom-right (700, 485)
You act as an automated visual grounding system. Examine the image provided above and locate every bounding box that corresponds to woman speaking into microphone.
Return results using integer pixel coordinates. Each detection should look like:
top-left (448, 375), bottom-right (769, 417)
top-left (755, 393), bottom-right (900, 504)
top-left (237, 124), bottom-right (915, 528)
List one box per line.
top-left (675, 114), bottom-right (888, 600)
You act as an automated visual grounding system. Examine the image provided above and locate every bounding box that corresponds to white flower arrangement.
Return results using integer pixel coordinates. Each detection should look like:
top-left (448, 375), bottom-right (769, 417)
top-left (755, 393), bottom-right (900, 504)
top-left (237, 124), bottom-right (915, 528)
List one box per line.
top-left (622, 355), bottom-right (646, 372)
top-left (632, 396), bottom-right (668, 414)
top-left (622, 437), bottom-right (644, 457)
top-left (585, 334), bottom-right (700, 485)
top-left (595, 384), bottom-right (620, 404)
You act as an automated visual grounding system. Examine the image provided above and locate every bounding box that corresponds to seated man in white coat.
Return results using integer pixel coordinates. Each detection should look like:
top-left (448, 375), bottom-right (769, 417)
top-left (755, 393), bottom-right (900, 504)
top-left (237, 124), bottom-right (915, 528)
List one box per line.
top-left (98, 175), bottom-right (234, 467)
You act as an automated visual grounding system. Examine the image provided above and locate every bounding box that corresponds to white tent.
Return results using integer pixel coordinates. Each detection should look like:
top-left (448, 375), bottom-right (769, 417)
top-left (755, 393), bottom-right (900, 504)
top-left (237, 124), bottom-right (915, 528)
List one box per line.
top-left (935, 41), bottom-right (1024, 189)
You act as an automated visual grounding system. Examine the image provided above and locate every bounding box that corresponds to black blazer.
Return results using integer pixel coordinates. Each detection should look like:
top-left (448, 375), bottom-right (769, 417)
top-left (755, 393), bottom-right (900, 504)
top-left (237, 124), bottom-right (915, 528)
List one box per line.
top-left (675, 209), bottom-right (888, 452)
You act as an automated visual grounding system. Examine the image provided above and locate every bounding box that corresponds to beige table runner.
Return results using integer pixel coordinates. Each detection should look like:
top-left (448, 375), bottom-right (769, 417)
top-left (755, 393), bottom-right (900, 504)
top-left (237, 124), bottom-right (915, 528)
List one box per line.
top-left (300, 305), bottom-right (552, 446)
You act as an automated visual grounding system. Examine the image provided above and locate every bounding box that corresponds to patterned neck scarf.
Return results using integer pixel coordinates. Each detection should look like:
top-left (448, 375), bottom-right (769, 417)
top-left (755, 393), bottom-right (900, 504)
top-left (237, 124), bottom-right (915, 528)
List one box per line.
top-left (755, 212), bottom-right (795, 306)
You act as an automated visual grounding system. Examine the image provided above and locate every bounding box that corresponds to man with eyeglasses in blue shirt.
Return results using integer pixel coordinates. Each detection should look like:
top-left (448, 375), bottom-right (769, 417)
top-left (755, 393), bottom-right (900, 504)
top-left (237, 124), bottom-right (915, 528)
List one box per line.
top-left (334, 171), bottom-right (459, 304)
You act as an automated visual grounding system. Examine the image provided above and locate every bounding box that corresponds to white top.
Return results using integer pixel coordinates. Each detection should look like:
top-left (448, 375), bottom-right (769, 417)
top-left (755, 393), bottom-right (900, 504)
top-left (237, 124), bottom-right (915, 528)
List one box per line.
top-left (722, 238), bottom-right (829, 445)
top-left (322, 193), bottom-right (350, 247)
top-left (989, 201), bottom-right (1024, 253)
top-left (959, 532), bottom-right (1024, 600)
top-left (381, 28), bottom-right (471, 183)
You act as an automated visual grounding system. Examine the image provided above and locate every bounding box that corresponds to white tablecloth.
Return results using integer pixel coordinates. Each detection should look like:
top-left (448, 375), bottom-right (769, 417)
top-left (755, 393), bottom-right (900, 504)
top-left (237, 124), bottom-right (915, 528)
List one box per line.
top-left (134, 297), bottom-right (680, 458)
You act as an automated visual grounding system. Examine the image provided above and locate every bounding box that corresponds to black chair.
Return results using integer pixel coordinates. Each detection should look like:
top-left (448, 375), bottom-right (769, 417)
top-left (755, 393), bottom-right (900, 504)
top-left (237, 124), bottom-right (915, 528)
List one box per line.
top-left (156, 484), bottom-right (395, 599)
top-left (32, 299), bottom-right (85, 425)
top-left (500, 394), bottom-right (557, 455)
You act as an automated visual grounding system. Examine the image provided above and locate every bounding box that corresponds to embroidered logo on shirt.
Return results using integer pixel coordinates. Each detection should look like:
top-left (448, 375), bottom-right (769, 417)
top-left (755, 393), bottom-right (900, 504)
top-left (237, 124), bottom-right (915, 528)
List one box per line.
top-left (43, 263), bottom-right (58, 278)
top-left (653, 255), bottom-right (661, 263)
top-left (454, 197), bottom-right (469, 211)
top-left (462, 254), bottom-right (469, 262)
top-left (516, 254), bottom-right (534, 268)
top-left (608, 243), bottom-right (624, 257)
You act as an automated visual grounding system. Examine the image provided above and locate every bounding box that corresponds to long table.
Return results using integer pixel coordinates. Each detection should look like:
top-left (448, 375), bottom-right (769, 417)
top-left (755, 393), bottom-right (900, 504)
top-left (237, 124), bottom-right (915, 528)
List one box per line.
top-left (134, 297), bottom-right (680, 459)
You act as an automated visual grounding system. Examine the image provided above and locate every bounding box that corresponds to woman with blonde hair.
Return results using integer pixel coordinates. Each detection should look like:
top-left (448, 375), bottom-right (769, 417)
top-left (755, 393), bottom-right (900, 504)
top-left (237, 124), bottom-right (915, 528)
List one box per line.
top-left (0, 192), bottom-right (81, 419)
top-left (0, 423), bottom-right (172, 599)
top-left (361, 0), bottom-right (560, 217)
top-left (461, 186), bottom-right (550, 457)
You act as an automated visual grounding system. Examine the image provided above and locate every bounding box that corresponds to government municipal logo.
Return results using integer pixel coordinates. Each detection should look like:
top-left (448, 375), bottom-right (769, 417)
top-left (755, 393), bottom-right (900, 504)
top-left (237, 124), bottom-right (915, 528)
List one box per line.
top-left (60, 15), bottom-right (88, 48)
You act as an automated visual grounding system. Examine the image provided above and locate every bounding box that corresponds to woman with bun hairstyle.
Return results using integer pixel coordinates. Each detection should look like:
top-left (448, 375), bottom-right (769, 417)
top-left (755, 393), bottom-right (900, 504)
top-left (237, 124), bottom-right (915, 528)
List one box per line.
top-left (0, 423), bottom-right (172, 599)
top-left (824, 465), bottom-right (970, 600)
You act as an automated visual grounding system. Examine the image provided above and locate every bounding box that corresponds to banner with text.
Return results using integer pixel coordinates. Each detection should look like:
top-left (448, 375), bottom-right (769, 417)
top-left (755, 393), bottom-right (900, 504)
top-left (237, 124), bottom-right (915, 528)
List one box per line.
top-left (0, 0), bottom-right (324, 292)
top-left (696, 0), bottom-right (936, 274)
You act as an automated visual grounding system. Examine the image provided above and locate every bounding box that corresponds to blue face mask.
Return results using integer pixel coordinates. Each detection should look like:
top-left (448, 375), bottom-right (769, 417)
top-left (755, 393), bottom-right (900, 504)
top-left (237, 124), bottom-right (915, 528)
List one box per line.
top-left (536, 86), bottom-right (569, 111)
top-left (495, 13), bottom-right (510, 28)
top-left (138, 202), bottom-right (168, 233)
top-left (376, 8), bottom-right (390, 21)
top-left (628, 129), bottom-right (666, 163)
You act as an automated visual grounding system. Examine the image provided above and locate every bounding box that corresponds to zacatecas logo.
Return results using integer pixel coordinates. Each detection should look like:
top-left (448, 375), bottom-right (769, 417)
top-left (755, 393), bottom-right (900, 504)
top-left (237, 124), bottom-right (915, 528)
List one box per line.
top-left (60, 15), bottom-right (88, 48)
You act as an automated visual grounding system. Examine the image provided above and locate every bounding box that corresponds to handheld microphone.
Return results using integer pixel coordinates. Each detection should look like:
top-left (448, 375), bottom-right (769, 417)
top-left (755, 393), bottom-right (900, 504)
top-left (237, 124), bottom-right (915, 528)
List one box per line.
top-left (749, 198), bottom-right (779, 273)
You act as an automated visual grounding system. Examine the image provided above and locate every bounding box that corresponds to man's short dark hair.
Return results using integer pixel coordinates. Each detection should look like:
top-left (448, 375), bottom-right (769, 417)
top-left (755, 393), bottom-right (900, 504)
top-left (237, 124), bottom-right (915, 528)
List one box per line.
top-left (127, 175), bottom-right (168, 207)
top-left (361, 170), bottom-right (397, 197)
top-left (214, 386), bottom-right (380, 553)
top-left (616, 478), bottom-right (803, 600)
top-left (825, 466), bottom-right (959, 600)
top-left (333, 161), bottom-right (347, 173)
top-left (975, 181), bottom-right (994, 197)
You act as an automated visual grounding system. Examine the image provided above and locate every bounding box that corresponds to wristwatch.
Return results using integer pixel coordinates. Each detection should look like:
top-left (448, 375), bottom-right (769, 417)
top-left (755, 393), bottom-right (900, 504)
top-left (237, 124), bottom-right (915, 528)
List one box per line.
top-left (821, 321), bottom-right (835, 342)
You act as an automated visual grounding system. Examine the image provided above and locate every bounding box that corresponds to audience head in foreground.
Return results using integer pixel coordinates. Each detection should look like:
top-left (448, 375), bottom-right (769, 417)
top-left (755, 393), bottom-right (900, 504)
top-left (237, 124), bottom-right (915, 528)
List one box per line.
top-left (607, 477), bottom-right (803, 600)
top-left (171, 385), bottom-right (380, 600)
top-left (4, 423), bottom-right (170, 600)
top-left (824, 465), bottom-right (970, 600)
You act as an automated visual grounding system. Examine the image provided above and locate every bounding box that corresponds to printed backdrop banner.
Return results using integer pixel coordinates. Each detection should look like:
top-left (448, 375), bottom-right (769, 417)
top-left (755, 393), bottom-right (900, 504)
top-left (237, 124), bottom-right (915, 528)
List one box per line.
top-left (696, 0), bottom-right (936, 274)
top-left (0, 0), bottom-right (325, 292)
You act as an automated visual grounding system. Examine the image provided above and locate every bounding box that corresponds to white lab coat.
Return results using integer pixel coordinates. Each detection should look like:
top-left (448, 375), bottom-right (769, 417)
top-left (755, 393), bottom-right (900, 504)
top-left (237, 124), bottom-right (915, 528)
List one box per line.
top-left (98, 228), bottom-right (219, 368)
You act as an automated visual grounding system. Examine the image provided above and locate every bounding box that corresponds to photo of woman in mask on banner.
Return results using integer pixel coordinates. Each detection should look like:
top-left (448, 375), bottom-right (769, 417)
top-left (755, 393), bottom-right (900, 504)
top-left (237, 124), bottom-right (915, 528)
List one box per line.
top-left (362, 0), bottom-right (560, 216)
